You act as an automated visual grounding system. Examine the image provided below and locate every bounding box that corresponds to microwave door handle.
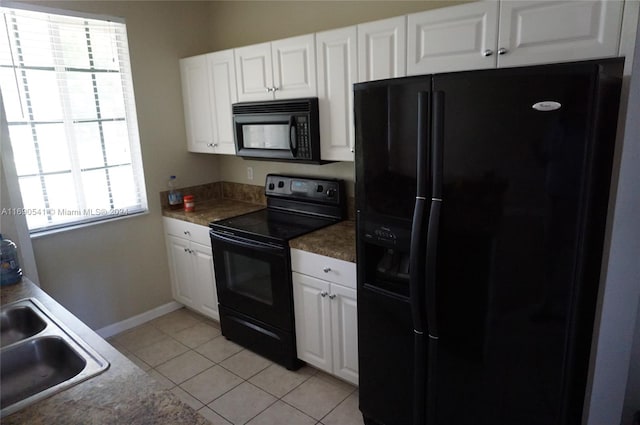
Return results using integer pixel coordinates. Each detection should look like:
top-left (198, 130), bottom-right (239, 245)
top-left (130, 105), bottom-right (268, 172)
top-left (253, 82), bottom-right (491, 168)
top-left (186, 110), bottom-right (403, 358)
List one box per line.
top-left (289, 116), bottom-right (298, 158)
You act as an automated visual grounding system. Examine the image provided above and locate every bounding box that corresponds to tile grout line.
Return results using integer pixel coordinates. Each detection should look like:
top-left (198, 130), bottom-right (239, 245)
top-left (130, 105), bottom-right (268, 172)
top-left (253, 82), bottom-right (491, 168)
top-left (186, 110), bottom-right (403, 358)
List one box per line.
top-left (317, 386), bottom-right (359, 424)
top-left (112, 308), bottom-right (360, 424)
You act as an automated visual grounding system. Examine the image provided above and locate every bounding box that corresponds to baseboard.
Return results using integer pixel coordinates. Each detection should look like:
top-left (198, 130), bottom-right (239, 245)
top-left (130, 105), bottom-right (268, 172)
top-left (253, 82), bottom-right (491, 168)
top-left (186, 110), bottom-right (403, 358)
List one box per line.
top-left (96, 301), bottom-right (183, 339)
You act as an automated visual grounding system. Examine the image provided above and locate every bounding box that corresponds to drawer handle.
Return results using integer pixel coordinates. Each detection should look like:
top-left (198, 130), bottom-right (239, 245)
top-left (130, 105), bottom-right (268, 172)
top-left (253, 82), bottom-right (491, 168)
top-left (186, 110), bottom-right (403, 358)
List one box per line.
top-left (183, 231), bottom-right (190, 236)
top-left (323, 267), bottom-right (331, 273)
top-left (329, 294), bottom-right (336, 300)
top-left (320, 291), bottom-right (328, 297)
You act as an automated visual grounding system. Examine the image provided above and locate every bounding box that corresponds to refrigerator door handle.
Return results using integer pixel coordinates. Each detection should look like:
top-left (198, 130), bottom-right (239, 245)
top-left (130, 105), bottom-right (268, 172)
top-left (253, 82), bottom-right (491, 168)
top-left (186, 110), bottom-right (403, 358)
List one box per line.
top-left (424, 90), bottom-right (444, 425)
top-left (409, 91), bottom-right (431, 334)
top-left (409, 90), bottom-right (431, 425)
top-left (431, 91), bottom-right (444, 201)
top-left (426, 90), bottom-right (444, 338)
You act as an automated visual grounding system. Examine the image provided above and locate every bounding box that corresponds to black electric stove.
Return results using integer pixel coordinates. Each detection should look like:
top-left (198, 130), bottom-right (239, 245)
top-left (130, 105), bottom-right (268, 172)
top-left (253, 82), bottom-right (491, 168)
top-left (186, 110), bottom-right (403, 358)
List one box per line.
top-left (209, 174), bottom-right (346, 369)
top-left (211, 208), bottom-right (340, 244)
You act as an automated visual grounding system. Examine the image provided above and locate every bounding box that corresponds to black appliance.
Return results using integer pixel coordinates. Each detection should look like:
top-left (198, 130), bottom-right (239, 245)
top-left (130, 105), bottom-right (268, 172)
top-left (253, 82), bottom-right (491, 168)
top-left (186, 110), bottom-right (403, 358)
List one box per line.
top-left (233, 98), bottom-right (322, 164)
top-left (355, 59), bottom-right (623, 425)
top-left (210, 174), bottom-right (346, 369)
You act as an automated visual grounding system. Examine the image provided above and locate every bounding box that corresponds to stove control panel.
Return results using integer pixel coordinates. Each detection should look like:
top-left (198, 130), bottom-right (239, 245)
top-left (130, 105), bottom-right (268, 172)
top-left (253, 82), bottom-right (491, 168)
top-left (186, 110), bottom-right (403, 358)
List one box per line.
top-left (265, 174), bottom-right (344, 205)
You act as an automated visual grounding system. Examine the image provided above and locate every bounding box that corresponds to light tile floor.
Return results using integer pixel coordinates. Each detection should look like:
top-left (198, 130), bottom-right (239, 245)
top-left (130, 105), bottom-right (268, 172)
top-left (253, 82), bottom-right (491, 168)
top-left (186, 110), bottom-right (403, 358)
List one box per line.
top-left (108, 308), bottom-right (364, 425)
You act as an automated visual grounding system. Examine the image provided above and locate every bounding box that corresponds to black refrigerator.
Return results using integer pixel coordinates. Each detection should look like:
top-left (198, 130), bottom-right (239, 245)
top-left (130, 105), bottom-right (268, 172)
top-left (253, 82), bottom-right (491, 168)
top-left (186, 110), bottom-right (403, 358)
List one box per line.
top-left (355, 58), bottom-right (623, 425)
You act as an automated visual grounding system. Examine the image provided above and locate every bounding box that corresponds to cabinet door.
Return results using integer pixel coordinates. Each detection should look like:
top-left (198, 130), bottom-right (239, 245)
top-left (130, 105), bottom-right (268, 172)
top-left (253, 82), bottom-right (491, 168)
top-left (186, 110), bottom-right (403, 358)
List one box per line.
top-left (316, 26), bottom-right (357, 162)
top-left (166, 235), bottom-right (195, 307)
top-left (208, 49), bottom-right (237, 155)
top-left (180, 55), bottom-right (214, 153)
top-left (407, 1), bottom-right (499, 75)
top-left (191, 241), bottom-right (219, 321)
top-left (272, 34), bottom-right (317, 99)
top-left (358, 16), bottom-right (407, 82)
top-left (497, 0), bottom-right (624, 68)
top-left (235, 42), bottom-right (274, 102)
top-left (330, 284), bottom-right (359, 385)
top-left (292, 272), bottom-right (332, 372)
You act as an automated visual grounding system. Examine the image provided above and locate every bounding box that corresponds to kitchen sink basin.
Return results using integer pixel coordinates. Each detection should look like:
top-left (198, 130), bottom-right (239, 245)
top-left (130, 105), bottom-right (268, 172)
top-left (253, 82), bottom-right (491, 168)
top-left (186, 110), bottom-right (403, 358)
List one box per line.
top-left (0, 298), bottom-right (109, 417)
top-left (1, 305), bottom-right (47, 346)
top-left (1, 337), bottom-right (87, 408)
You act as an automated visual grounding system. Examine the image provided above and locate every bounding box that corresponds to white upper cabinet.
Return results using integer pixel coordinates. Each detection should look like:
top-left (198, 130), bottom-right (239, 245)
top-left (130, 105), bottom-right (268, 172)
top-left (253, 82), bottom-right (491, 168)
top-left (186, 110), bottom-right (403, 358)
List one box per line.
top-left (234, 42), bottom-right (274, 102)
top-left (207, 49), bottom-right (237, 154)
top-left (316, 26), bottom-right (357, 162)
top-left (180, 51), bottom-right (237, 154)
top-left (407, 1), bottom-right (500, 75)
top-left (496, 0), bottom-right (624, 68)
top-left (358, 16), bottom-right (407, 82)
top-left (272, 34), bottom-right (317, 99)
top-left (180, 55), bottom-right (213, 153)
top-left (235, 35), bottom-right (316, 102)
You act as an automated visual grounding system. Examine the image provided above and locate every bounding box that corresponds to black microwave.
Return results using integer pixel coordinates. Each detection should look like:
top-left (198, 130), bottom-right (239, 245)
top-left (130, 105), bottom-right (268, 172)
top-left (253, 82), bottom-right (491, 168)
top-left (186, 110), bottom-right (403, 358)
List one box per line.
top-left (232, 97), bottom-right (322, 164)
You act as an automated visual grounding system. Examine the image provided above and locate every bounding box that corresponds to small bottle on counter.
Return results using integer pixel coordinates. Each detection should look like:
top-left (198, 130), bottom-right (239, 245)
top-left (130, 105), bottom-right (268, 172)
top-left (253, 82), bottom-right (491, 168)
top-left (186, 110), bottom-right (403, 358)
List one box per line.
top-left (183, 195), bottom-right (195, 212)
top-left (1, 234), bottom-right (23, 286)
top-left (167, 175), bottom-right (183, 210)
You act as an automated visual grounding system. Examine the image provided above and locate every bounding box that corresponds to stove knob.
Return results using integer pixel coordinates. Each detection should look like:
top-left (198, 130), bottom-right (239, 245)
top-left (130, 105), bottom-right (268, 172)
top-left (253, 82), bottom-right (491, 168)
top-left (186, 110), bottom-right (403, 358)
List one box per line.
top-left (268, 183), bottom-right (275, 190)
top-left (278, 181), bottom-right (285, 188)
top-left (326, 188), bottom-right (336, 198)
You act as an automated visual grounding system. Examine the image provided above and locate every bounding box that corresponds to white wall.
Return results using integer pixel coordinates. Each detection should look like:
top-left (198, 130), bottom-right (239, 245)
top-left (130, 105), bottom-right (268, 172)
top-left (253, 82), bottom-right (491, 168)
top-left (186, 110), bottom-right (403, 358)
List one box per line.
top-left (585, 6), bottom-right (640, 425)
top-left (1, 92), bottom-right (39, 284)
top-left (624, 306), bottom-right (640, 425)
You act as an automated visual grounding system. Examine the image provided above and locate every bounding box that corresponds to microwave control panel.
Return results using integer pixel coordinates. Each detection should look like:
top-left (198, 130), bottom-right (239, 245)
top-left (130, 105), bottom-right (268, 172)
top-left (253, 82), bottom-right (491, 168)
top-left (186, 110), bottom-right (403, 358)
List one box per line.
top-left (295, 116), bottom-right (311, 160)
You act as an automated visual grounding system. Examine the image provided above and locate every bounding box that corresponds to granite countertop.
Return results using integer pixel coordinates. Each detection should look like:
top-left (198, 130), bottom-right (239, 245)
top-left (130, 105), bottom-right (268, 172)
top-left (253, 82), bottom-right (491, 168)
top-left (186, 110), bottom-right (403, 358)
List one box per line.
top-left (162, 198), bottom-right (264, 227)
top-left (290, 220), bottom-right (356, 263)
top-left (163, 195), bottom-right (356, 264)
top-left (0, 279), bottom-right (208, 425)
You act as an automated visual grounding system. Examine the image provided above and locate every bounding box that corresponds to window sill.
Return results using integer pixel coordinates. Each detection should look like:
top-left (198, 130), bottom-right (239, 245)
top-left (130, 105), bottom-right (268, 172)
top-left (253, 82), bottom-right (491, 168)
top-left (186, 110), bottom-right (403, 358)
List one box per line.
top-left (30, 209), bottom-right (149, 239)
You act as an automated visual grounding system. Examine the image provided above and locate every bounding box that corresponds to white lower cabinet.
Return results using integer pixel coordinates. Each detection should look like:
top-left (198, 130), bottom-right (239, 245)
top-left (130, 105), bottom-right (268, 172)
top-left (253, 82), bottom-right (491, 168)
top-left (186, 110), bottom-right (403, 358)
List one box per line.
top-left (291, 249), bottom-right (358, 385)
top-left (163, 217), bottom-right (219, 321)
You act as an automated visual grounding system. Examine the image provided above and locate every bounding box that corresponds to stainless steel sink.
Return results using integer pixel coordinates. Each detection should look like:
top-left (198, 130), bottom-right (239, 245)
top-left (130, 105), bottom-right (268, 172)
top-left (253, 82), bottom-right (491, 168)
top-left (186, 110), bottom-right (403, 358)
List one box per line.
top-left (1, 304), bottom-right (47, 346)
top-left (0, 298), bottom-right (109, 417)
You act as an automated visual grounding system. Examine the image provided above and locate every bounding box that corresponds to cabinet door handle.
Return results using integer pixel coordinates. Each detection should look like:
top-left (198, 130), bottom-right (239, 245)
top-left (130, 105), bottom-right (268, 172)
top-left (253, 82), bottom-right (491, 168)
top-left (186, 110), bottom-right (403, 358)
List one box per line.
top-left (207, 143), bottom-right (214, 147)
top-left (483, 49), bottom-right (493, 57)
top-left (329, 294), bottom-right (336, 300)
top-left (183, 231), bottom-right (190, 235)
top-left (320, 291), bottom-right (328, 297)
top-left (323, 267), bottom-right (331, 273)
top-left (497, 47), bottom-right (508, 55)
top-left (273, 86), bottom-right (279, 91)
top-left (183, 247), bottom-right (189, 253)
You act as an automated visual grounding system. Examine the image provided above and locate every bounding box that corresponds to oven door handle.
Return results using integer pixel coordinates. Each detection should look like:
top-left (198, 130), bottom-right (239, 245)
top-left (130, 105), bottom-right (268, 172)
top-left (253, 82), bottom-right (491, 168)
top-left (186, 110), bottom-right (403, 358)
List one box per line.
top-left (210, 230), bottom-right (286, 255)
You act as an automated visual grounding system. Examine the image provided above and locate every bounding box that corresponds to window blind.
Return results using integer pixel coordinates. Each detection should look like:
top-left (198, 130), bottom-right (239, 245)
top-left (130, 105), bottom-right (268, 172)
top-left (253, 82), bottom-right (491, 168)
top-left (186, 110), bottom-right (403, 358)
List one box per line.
top-left (0, 5), bottom-right (148, 233)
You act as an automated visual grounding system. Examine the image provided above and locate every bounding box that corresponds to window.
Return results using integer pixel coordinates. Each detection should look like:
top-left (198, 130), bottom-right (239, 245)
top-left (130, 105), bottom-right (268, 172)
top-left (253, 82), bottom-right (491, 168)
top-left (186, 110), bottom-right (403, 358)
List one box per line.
top-left (0, 5), bottom-right (147, 233)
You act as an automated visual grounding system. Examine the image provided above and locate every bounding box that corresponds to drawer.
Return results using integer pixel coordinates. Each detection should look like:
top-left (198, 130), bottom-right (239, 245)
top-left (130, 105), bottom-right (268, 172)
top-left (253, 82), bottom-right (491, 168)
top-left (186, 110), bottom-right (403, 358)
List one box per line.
top-left (163, 217), bottom-right (211, 246)
top-left (291, 248), bottom-right (356, 289)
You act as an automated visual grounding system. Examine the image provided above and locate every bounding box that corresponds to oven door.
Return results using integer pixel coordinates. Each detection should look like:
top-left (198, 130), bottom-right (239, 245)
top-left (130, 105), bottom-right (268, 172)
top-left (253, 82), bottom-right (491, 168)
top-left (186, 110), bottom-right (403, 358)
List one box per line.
top-left (210, 230), bottom-right (293, 331)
